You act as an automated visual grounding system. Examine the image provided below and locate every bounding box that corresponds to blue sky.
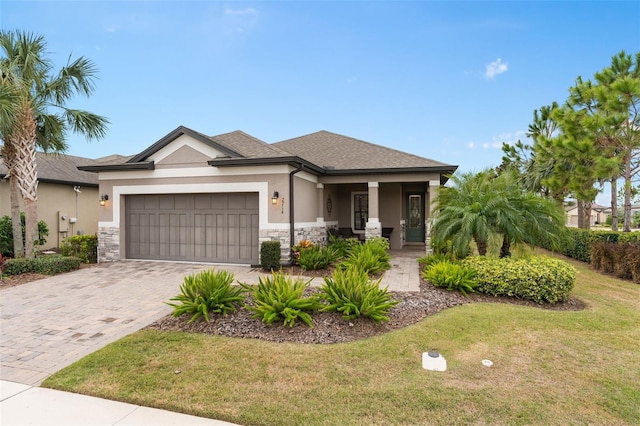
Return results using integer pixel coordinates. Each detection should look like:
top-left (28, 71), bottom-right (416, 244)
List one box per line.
top-left (2, 1), bottom-right (639, 202)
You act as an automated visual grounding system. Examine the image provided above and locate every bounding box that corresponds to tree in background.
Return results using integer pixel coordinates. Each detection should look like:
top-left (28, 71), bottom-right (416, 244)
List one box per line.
top-left (501, 51), bottom-right (639, 232)
top-left (0, 30), bottom-right (108, 257)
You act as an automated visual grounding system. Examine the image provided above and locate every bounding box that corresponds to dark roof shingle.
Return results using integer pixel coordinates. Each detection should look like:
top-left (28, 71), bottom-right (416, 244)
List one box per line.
top-left (272, 130), bottom-right (455, 171)
top-left (0, 150), bottom-right (98, 186)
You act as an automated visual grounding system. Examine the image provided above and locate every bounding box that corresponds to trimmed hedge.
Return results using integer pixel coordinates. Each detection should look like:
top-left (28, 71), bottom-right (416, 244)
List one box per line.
top-left (60, 235), bottom-right (98, 264)
top-left (260, 240), bottom-right (281, 271)
top-left (462, 255), bottom-right (576, 304)
top-left (540, 228), bottom-right (640, 263)
top-left (2, 255), bottom-right (82, 276)
top-left (591, 243), bottom-right (640, 283)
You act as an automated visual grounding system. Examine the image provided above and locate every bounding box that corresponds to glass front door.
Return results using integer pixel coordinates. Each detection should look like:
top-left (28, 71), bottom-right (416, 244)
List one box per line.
top-left (405, 193), bottom-right (425, 243)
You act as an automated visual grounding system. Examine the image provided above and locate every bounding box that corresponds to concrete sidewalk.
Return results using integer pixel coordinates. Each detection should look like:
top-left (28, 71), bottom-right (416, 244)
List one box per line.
top-left (0, 380), bottom-right (236, 425)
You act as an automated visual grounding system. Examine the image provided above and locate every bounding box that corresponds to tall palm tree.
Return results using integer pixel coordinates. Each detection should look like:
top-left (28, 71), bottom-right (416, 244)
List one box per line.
top-left (431, 170), bottom-right (566, 258)
top-left (0, 30), bottom-right (108, 258)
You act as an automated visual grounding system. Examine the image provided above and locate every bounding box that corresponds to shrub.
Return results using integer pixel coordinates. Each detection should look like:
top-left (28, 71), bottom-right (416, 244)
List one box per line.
top-left (462, 255), bottom-right (576, 304)
top-left (417, 252), bottom-right (457, 269)
top-left (2, 255), bottom-right (81, 275)
top-left (327, 235), bottom-right (360, 259)
top-left (591, 243), bottom-right (640, 283)
top-left (297, 245), bottom-right (339, 270)
top-left (422, 260), bottom-right (477, 296)
top-left (60, 235), bottom-right (98, 263)
top-left (260, 240), bottom-right (281, 271)
top-left (0, 214), bottom-right (49, 257)
top-left (167, 269), bottom-right (244, 323)
top-left (320, 266), bottom-right (399, 323)
top-left (338, 238), bottom-right (391, 275)
top-left (243, 272), bottom-right (322, 327)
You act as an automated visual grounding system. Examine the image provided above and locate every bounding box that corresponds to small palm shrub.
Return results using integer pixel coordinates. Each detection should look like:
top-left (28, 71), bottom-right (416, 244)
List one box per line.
top-left (417, 252), bottom-right (456, 269)
top-left (320, 266), bottom-right (399, 323)
top-left (338, 238), bottom-right (391, 275)
top-left (243, 272), bottom-right (322, 327)
top-left (462, 255), bottom-right (576, 304)
top-left (298, 245), bottom-right (339, 270)
top-left (327, 234), bottom-right (361, 259)
top-left (167, 269), bottom-right (244, 323)
top-left (422, 260), bottom-right (477, 296)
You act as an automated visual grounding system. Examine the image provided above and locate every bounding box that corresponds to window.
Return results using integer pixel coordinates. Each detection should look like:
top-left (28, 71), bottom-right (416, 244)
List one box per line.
top-left (353, 193), bottom-right (368, 231)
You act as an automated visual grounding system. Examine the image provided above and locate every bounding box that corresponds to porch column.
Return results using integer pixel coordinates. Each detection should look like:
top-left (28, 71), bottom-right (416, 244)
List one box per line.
top-left (366, 181), bottom-right (381, 239)
top-left (426, 180), bottom-right (440, 254)
top-left (316, 183), bottom-right (325, 222)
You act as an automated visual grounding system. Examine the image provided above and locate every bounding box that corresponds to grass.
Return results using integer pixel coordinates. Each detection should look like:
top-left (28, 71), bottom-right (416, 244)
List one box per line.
top-left (43, 252), bottom-right (640, 425)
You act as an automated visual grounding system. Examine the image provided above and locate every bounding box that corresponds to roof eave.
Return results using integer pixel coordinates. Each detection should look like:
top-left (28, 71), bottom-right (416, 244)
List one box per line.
top-left (325, 165), bottom-right (458, 182)
top-left (208, 156), bottom-right (324, 174)
top-left (77, 162), bottom-right (155, 172)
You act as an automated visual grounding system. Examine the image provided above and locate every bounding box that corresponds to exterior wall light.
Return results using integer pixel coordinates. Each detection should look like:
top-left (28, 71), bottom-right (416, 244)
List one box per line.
top-left (272, 191), bottom-right (279, 205)
top-left (99, 194), bottom-right (109, 206)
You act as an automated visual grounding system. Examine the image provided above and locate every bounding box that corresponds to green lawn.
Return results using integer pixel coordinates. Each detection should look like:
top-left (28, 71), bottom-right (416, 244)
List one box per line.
top-left (43, 254), bottom-right (640, 425)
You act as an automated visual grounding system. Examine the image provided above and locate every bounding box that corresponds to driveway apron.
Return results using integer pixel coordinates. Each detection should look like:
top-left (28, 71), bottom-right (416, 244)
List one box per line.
top-left (0, 261), bottom-right (219, 386)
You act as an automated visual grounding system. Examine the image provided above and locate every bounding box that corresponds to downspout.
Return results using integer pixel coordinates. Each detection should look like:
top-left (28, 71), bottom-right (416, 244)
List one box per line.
top-left (287, 162), bottom-right (304, 265)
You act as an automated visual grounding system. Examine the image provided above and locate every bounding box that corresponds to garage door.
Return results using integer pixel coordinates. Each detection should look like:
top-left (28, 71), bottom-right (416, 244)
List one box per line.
top-left (126, 193), bottom-right (259, 264)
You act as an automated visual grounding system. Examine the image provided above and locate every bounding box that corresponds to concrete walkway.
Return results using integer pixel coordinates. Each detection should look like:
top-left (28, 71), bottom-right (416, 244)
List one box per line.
top-left (1, 380), bottom-right (236, 425)
top-left (0, 248), bottom-right (423, 425)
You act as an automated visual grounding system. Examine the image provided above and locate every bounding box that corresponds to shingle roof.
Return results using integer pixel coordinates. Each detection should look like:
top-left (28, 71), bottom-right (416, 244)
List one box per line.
top-left (0, 150), bottom-right (98, 186)
top-left (272, 130), bottom-right (455, 171)
top-left (77, 126), bottom-right (457, 177)
top-left (211, 131), bottom-right (290, 159)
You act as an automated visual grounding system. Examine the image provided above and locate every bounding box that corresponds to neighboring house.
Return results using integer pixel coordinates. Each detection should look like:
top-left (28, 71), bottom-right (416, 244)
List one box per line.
top-left (79, 126), bottom-right (457, 264)
top-left (565, 203), bottom-right (609, 227)
top-left (0, 151), bottom-right (101, 249)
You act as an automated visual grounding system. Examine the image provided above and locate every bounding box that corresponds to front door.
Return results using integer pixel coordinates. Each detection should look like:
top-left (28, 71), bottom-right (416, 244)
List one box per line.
top-left (405, 193), bottom-right (425, 243)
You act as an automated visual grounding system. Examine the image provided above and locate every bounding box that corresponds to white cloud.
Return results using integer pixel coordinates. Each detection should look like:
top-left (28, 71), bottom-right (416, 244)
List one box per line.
top-left (485, 58), bottom-right (508, 79)
top-left (492, 130), bottom-right (526, 146)
top-left (467, 142), bottom-right (475, 149)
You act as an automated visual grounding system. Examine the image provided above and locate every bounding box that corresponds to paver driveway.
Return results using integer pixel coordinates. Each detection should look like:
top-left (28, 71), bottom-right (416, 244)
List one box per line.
top-left (0, 261), bottom-right (249, 386)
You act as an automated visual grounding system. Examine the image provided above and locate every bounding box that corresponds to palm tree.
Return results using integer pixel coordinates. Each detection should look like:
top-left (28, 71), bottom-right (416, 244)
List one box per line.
top-left (431, 170), bottom-right (566, 258)
top-left (431, 171), bottom-right (503, 256)
top-left (0, 30), bottom-right (108, 258)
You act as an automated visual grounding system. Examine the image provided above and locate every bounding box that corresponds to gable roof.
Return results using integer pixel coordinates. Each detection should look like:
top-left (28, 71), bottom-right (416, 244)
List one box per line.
top-left (78, 125), bottom-right (458, 179)
top-left (1, 150), bottom-right (98, 186)
top-left (272, 130), bottom-right (455, 173)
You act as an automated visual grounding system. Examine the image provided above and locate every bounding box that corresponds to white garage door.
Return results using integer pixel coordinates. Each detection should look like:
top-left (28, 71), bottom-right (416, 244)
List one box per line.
top-left (125, 193), bottom-right (259, 264)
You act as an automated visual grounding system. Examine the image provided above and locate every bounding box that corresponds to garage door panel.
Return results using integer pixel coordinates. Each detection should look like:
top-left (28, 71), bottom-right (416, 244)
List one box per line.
top-left (127, 193), bottom-right (258, 263)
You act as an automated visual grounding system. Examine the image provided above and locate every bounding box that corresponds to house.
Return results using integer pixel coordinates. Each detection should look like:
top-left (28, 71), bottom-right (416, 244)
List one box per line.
top-left (0, 151), bottom-right (101, 249)
top-left (565, 203), bottom-right (609, 227)
top-left (78, 126), bottom-right (457, 264)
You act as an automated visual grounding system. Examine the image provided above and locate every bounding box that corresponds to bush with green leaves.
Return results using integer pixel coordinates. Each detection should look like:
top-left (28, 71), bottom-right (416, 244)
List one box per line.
top-left (167, 269), bottom-right (244, 323)
top-left (260, 240), bottom-right (281, 271)
top-left (422, 260), bottom-right (477, 296)
top-left (60, 235), bottom-right (98, 263)
top-left (2, 255), bottom-right (81, 275)
top-left (327, 234), bottom-right (361, 259)
top-left (462, 255), bottom-right (576, 304)
top-left (338, 238), bottom-right (391, 275)
top-left (242, 271), bottom-right (322, 327)
top-left (298, 245), bottom-right (339, 270)
top-left (320, 266), bottom-right (399, 323)
top-left (0, 214), bottom-right (49, 257)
